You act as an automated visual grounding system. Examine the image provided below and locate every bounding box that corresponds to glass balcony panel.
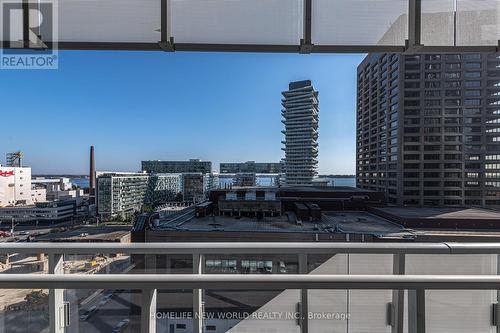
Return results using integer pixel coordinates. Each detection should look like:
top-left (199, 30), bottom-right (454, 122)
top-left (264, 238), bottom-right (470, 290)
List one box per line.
top-left (170, 0), bottom-right (304, 45)
top-left (204, 254), bottom-right (298, 333)
top-left (152, 255), bottom-right (194, 332)
top-left (62, 252), bottom-right (137, 332)
top-left (215, 289), bottom-right (300, 333)
top-left (425, 290), bottom-right (496, 333)
top-left (405, 254), bottom-right (497, 333)
top-left (0, 251), bottom-right (49, 332)
top-left (406, 254), bottom-right (497, 275)
top-left (348, 254), bottom-right (393, 333)
top-left (309, 254), bottom-right (348, 333)
top-left (55, 0), bottom-right (161, 42)
top-left (0, 289), bottom-right (49, 333)
top-left (65, 289), bottom-right (138, 333)
top-left (312, 0), bottom-right (408, 45)
top-left (421, 0), bottom-right (455, 46)
top-left (457, 0), bottom-right (500, 46)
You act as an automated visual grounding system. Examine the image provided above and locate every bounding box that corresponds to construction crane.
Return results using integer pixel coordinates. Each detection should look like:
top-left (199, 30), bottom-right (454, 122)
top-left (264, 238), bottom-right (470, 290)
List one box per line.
top-left (6, 151), bottom-right (23, 167)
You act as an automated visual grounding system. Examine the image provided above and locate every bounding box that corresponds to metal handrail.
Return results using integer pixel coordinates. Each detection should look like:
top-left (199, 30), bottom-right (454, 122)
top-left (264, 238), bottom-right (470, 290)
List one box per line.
top-left (3, 242), bottom-right (500, 254)
top-left (1, 242), bottom-right (497, 333)
top-left (1, 274), bottom-right (500, 290)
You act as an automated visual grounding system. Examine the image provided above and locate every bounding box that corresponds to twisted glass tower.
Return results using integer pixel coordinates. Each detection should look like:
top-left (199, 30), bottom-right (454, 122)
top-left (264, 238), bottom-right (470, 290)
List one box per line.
top-left (281, 80), bottom-right (319, 186)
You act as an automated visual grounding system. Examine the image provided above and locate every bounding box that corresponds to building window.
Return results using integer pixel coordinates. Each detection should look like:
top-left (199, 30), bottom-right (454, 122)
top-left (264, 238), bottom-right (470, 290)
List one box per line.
top-left (464, 99), bottom-right (481, 106)
top-left (444, 81), bottom-right (461, 88)
top-left (404, 82), bottom-right (420, 88)
top-left (445, 63), bottom-right (461, 70)
top-left (425, 72), bottom-right (441, 79)
top-left (464, 72), bottom-right (481, 78)
top-left (465, 80), bottom-right (481, 88)
top-left (425, 55), bottom-right (441, 61)
top-left (425, 81), bottom-right (441, 88)
top-left (445, 72), bottom-right (461, 79)
top-left (467, 154), bottom-right (481, 161)
top-left (445, 99), bottom-right (461, 106)
top-left (464, 90), bottom-right (481, 97)
top-left (405, 73), bottom-right (421, 80)
top-left (486, 172), bottom-right (500, 178)
top-left (486, 164), bottom-right (500, 170)
top-left (464, 63), bottom-right (481, 69)
top-left (464, 108), bottom-right (481, 115)
top-left (463, 54), bottom-right (481, 60)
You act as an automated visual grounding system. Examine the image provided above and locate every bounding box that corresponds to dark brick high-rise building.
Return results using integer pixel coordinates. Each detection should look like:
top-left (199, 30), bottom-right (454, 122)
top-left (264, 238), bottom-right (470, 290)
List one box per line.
top-left (357, 53), bottom-right (500, 207)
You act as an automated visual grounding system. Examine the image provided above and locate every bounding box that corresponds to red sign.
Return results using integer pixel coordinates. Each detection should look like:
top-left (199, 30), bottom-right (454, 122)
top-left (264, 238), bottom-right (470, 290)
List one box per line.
top-left (0, 171), bottom-right (14, 177)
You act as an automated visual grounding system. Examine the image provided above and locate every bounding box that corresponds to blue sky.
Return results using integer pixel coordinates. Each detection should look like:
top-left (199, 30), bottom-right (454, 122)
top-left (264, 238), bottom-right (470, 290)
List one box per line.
top-left (0, 51), bottom-right (365, 175)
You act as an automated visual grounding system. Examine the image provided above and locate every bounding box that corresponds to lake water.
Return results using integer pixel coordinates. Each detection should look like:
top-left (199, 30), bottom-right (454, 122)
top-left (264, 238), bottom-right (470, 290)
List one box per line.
top-left (220, 176), bottom-right (356, 188)
top-left (325, 177), bottom-right (356, 187)
top-left (71, 178), bottom-right (89, 189)
top-left (71, 176), bottom-right (357, 189)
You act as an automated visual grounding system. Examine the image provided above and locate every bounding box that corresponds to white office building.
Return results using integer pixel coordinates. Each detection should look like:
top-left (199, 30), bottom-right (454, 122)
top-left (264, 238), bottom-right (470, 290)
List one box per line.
top-left (0, 165), bottom-right (32, 207)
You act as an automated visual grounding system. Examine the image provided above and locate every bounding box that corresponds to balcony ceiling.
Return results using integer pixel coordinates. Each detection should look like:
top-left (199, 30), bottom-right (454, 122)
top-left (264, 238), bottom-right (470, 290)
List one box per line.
top-left (1, 0), bottom-right (499, 53)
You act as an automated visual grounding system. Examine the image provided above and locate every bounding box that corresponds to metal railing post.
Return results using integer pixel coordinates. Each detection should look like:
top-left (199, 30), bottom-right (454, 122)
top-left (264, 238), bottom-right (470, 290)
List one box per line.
top-left (141, 254), bottom-right (157, 333)
top-left (159, 0), bottom-right (175, 51)
top-left (408, 289), bottom-right (426, 333)
top-left (48, 253), bottom-right (64, 333)
top-left (300, 0), bottom-right (313, 53)
top-left (141, 289), bottom-right (157, 333)
top-left (299, 253), bottom-right (308, 333)
top-left (407, 0), bottom-right (422, 52)
top-left (391, 254), bottom-right (405, 333)
top-left (497, 254), bottom-right (500, 333)
top-left (193, 253), bottom-right (204, 333)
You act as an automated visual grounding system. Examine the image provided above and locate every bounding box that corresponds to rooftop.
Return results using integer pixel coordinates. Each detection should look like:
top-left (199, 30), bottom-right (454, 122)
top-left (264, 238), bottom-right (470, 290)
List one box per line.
top-left (374, 207), bottom-right (500, 220)
top-left (154, 211), bottom-right (408, 237)
top-left (35, 226), bottom-right (130, 242)
top-left (370, 207), bottom-right (500, 229)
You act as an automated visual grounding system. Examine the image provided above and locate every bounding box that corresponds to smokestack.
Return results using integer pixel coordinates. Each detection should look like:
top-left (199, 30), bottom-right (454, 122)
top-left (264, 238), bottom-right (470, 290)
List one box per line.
top-left (89, 146), bottom-right (96, 204)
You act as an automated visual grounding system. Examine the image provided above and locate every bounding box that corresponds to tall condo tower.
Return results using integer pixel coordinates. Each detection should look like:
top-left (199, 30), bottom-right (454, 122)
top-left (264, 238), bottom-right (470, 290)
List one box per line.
top-left (281, 80), bottom-right (319, 186)
top-left (356, 53), bottom-right (500, 208)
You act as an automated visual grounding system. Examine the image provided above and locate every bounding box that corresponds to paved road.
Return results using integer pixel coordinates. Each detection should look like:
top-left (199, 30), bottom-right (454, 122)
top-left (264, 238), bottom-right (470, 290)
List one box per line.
top-left (67, 289), bottom-right (138, 333)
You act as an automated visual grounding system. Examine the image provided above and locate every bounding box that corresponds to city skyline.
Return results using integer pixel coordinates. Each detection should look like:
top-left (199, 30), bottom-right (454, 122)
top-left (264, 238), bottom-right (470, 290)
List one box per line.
top-left (0, 51), bottom-right (363, 175)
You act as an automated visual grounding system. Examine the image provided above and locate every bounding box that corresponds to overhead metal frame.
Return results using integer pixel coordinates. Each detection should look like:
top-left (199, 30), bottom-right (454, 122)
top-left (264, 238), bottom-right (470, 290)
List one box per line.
top-left (3, 0), bottom-right (499, 53)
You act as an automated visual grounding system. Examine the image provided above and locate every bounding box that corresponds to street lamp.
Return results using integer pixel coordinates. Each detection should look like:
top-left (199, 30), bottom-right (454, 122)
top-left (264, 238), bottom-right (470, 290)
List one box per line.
top-left (1, 216), bottom-right (15, 234)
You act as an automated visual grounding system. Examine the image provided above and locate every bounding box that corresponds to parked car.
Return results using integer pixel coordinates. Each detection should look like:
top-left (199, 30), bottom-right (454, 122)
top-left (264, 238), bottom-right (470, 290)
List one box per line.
top-left (79, 305), bottom-right (97, 321)
top-left (112, 319), bottom-right (130, 332)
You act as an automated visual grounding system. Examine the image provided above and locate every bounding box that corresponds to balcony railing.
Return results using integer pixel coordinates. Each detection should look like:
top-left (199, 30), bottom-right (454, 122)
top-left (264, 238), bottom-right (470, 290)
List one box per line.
top-left (1, 242), bottom-right (500, 333)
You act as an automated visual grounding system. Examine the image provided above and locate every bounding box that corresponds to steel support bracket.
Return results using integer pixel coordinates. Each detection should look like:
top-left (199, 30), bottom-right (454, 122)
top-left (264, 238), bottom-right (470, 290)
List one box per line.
top-left (404, 40), bottom-right (425, 54)
top-left (299, 40), bottom-right (314, 54)
top-left (492, 303), bottom-right (499, 326)
top-left (386, 302), bottom-right (394, 326)
top-left (158, 37), bottom-right (175, 52)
